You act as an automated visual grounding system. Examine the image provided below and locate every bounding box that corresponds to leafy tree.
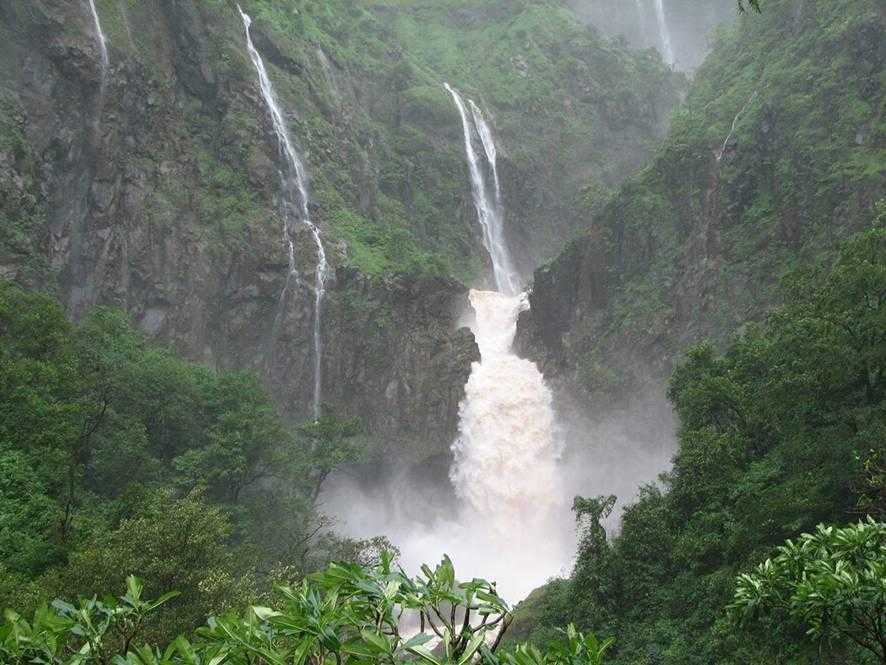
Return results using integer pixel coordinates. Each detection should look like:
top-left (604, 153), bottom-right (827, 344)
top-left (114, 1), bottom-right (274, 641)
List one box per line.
top-left (504, 625), bottom-right (613, 665)
top-left (731, 520), bottom-right (886, 663)
top-left (296, 414), bottom-right (365, 504)
top-left (0, 447), bottom-right (62, 576)
top-left (0, 575), bottom-right (177, 665)
top-left (0, 280), bottom-right (366, 620)
top-left (40, 490), bottom-right (258, 644)
top-left (521, 217), bottom-right (886, 662)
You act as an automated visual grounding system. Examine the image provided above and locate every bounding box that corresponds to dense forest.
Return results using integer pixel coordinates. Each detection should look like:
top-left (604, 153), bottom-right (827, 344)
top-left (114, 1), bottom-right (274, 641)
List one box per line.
top-left (1, 0), bottom-right (884, 663)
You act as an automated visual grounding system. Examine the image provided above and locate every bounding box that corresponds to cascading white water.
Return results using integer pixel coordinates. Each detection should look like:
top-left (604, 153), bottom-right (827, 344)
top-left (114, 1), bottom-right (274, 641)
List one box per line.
top-left (238, 6), bottom-right (329, 419)
top-left (654, 0), bottom-right (675, 66)
top-left (86, 0), bottom-right (109, 73)
top-left (324, 84), bottom-right (573, 602)
top-left (468, 99), bottom-right (501, 207)
top-left (325, 288), bottom-right (573, 601)
top-left (443, 87), bottom-right (571, 598)
top-left (444, 84), bottom-right (520, 295)
top-left (448, 290), bottom-right (571, 583)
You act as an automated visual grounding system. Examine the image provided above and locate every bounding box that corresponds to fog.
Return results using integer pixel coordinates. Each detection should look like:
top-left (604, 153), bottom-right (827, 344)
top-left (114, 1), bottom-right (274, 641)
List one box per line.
top-left (321, 368), bottom-right (676, 603)
top-left (566, 0), bottom-right (738, 71)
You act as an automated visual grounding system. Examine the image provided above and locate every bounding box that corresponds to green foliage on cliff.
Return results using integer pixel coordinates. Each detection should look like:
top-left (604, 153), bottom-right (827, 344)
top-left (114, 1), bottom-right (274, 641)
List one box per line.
top-left (186, 0), bottom-right (682, 282)
top-left (0, 282), bottom-right (371, 642)
top-left (528, 0), bottom-right (884, 402)
top-left (517, 219), bottom-right (886, 663)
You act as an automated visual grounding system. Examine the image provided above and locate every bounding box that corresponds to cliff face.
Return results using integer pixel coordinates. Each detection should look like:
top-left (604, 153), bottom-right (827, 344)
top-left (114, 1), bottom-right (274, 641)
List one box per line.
top-left (0, 0), bottom-right (681, 466)
top-left (517, 0), bottom-right (885, 409)
top-left (0, 0), bottom-right (472, 460)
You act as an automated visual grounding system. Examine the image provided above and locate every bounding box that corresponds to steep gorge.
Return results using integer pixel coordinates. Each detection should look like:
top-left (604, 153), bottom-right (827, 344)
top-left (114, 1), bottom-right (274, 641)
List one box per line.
top-left (0, 0), bottom-right (681, 472)
top-left (0, 1), bottom-right (884, 662)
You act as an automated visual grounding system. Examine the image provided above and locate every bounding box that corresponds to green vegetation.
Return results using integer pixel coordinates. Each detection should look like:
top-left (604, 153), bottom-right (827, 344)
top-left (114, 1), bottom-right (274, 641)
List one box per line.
top-left (0, 281), bottom-right (372, 642)
top-left (516, 218), bottom-right (886, 662)
top-left (1, 557), bottom-right (612, 665)
top-left (535, 0), bottom-right (884, 402)
top-left (1, 2), bottom-right (884, 663)
top-left (203, 0), bottom-right (681, 279)
top-left (731, 520), bottom-right (886, 663)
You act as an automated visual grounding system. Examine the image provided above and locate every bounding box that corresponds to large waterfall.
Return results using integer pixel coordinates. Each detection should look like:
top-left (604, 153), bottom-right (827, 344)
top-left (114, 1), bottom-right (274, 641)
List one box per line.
top-left (443, 87), bottom-right (572, 599)
top-left (238, 6), bottom-right (329, 419)
top-left (654, 0), bottom-right (675, 65)
top-left (87, 0), bottom-right (109, 73)
top-left (324, 87), bottom-right (573, 600)
top-left (444, 84), bottom-right (520, 295)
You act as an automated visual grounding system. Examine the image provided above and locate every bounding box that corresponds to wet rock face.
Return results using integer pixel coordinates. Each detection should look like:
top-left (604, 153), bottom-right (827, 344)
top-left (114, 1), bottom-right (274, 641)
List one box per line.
top-left (0, 0), bottom-right (477, 461)
top-left (323, 272), bottom-right (478, 462)
top-left (0, 0), bottom-right (686, 462)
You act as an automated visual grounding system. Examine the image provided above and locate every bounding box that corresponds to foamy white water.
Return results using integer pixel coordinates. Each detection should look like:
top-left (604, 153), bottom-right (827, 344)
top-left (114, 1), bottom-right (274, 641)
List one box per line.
top-left (238, 6), bottom-right (329, 418)
top-left (324, 290), bottom-right (573, 601)
top-left (324, 85), bottom-right (573, 601)
top-left (451, 291), bottom-right (562, 528)
top-left (446, 290), bottom-right (572, 598)
top-left (654, 0), bottom-right (675, 65)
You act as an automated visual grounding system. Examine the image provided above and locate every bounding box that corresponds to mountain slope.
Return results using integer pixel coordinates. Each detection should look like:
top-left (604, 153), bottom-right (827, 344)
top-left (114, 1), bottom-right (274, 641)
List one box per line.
top-left (517, 0), bottom-right (885, 405)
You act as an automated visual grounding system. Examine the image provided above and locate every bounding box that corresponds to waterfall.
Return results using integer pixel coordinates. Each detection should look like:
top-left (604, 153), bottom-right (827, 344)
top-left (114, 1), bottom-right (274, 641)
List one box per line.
top-left (238, 6), bottom-right (329, 419)
top-left (444, 84), bottom-right (520, 295)
top-left (324, 84), bottom-right (573, 601)
top-left (443, 89), bottom-right (571, 598)
top-left (325, 289), bottom-right (574, 601)
top-left (447, 290), bottom-right (571, 598)
top-left (468, 99), bottom-right (502, 207)
top-left (717, 89), bottom-right (759, 162)
top-left (653, 0), bottom-right (675, 66)
top-left (86, 0), bottom-right (109, 73)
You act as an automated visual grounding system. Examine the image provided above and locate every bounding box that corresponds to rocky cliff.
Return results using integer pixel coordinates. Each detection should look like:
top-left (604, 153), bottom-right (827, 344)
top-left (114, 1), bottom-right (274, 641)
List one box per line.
top-left (0, 0), bottom-right (682, 468)
top-left (517, 0), bottom-right (885, 411)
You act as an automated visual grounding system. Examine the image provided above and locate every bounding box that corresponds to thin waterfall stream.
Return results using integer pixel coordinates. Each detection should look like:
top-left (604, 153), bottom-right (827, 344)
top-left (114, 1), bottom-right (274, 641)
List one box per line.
top-left (444, 83), bottom-right (520, 295)
top-left (86, 0), bottom-right (109, 75)
top-left (238, 6), bottom-right (329, 419)
top-left (654, 0), bottom-right (675, 66)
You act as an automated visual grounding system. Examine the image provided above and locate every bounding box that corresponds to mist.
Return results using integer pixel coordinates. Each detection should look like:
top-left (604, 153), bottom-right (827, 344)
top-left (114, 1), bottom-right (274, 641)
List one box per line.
top-left (566, 0), bottom-right (738, 71)
top-left (320, 330), bottom-right (677, 603)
